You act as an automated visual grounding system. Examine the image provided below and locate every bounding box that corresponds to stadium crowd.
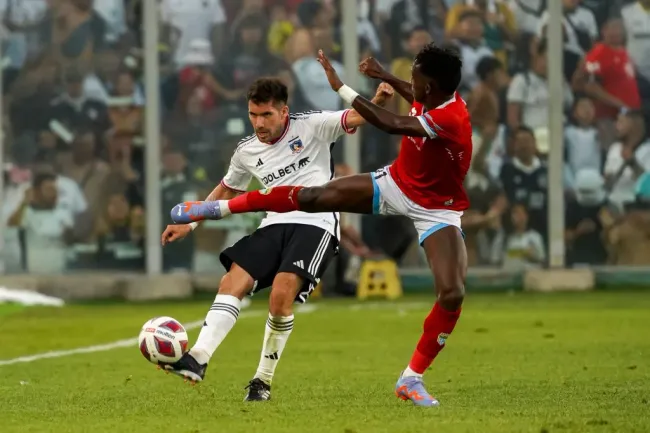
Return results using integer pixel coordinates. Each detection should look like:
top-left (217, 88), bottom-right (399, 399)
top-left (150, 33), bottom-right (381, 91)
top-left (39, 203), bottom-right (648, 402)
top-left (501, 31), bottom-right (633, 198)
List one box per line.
top-left (2, 0), bottom-right (650, 282)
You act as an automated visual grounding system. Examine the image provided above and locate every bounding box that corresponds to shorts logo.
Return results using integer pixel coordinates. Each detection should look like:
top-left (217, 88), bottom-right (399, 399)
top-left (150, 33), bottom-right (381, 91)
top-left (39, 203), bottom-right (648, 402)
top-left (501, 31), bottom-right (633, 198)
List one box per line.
top-left (289, 137), bottom-right (304, 154)
top-left (260, 188), bottom-right (273, 195)
top-left (437, 332), bottom-right (449, 346)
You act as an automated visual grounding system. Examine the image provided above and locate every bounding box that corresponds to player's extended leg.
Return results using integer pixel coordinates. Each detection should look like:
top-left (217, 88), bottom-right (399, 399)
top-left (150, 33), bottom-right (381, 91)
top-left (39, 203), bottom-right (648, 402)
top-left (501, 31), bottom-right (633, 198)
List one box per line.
top-left (170, 174), bottom-right (374, 223)
top-left (396, 226), bottom-right (466, 406)
top-left (244, 272), bottom-right (302, 402)
top-left (163, 264), bottom-right (255, 383)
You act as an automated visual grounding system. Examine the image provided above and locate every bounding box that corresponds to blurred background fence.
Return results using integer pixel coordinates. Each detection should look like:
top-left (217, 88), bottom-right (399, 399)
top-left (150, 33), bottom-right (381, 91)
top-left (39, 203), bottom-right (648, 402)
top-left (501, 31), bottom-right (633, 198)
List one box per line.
top-left (2, 0), bottom-right (650, 294)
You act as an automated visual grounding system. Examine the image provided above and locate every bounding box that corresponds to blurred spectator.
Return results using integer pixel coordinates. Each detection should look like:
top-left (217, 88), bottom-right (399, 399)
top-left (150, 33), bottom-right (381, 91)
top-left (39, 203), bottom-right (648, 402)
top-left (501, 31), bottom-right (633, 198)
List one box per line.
top-left (176, 39), bottom-right (241, 112)
top-left (621, 0), bottom-right (650, 101)
top-left (573, 18), bottom-right (640, 146)
top-left (356, 0), bottom-right (382, 54)
top-left (383, 0), bottom-right (447, 60)
top-left (277, 65), bottom-right (313, 114)
top-left (564, 96), bottom-right (601, 187)
top-left (467, 56), bottom-right (509, 178)
top-left (160, 0), bottom-right (227, 67)
top-left (161, 147), bottom-right (198, 271)
top-left (565, 169), bottom-right (608, 266)
top-left (285, 0), bottom-right (337, 64)
top-left (451, 10), bottom-right (494, 96)
top-left (507, 39), bottom-right (573, 152)
top-left (38, 0), bottom-right (107, 67)
top-left (267, 2), bottom-right (295, 57)
top-left (502, 202), bottom-right (545, 270)
top-left (508, 0), bottom-right (544, 37)
top-left (288, 1), bottom-right (344, 111)
top-left (500, 126), bottom-right (548, 239)
top-left (94, 193), bottom-right (145, 269)
top-left (216, 13), bottom-right (276, 100)
top-left (390, 26), bottom-right (432, 115)
top-left (604, 110), bottom-right (650, 213)
top-left (57, 130), bottom-right (111, 226)
top-left (606, 172), bottom-right (650, 265)
top-left (50, 67), bottom-right (111, 138)
top-left (111, 68), bottom-right (145, 105)
top-left (463, 176), bottom-right (507, 266)
top-left (7, 173), bottom-right (74, 274)
top-left (537, 0), bottom-right (597, 82)
top-left (445, 0), bottom-right (517, 66)
top-left (93, 0), bottom-right (127, 45)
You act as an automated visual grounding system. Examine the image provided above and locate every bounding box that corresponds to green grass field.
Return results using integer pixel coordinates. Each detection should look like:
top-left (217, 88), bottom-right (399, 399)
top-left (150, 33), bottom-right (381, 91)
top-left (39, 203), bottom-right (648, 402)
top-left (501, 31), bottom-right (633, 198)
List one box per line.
top-left (1, 291), bottom-right (649, 433)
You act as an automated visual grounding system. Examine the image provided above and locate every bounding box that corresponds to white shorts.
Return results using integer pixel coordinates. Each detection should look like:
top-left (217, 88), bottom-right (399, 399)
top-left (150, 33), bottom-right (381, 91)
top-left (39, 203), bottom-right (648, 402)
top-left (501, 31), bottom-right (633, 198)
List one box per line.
top-left (371, 167), bottom-right (463, 245)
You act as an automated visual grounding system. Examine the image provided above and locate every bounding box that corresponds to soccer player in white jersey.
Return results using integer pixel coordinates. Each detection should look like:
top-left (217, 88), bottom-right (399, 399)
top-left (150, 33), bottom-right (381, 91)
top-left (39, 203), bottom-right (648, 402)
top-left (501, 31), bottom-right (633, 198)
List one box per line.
top-left (160, 77), bottom-right (393, 400)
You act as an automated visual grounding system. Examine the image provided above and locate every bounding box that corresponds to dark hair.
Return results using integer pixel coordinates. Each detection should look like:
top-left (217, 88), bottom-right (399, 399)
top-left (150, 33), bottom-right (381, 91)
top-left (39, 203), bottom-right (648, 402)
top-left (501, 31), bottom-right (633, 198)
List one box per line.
top-left (414, 43), bottom-right (463, 94)
top-left (404, 25), bottom-right (429, 41)
top-left (476, 56), bottom-right (503, 81)
top-left (247, 78), bottom-right (289, 105)
top-left (515, 125), bottom-right (536, 138)
top-left (32, 172), bottom-right (56, 189)
top-left (297, 0), bottom-right (323, 28)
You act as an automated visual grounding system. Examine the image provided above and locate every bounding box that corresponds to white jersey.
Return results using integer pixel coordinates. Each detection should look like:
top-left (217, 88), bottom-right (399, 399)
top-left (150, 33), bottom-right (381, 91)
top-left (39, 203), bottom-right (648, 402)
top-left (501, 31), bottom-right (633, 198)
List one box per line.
top-left (221, 110), bottom-right (357, 240)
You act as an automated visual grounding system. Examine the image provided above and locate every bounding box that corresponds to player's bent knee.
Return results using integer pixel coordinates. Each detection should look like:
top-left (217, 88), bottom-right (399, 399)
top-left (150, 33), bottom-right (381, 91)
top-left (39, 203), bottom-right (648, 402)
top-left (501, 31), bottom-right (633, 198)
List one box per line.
top-left (437, 282), bottom-right (465, 311)
top-left (218, 265), bottom-right (255, 300)
top-left (297, 186), bottom-right (326, 212)
top-left (269, 273), bottom-right (302, 316)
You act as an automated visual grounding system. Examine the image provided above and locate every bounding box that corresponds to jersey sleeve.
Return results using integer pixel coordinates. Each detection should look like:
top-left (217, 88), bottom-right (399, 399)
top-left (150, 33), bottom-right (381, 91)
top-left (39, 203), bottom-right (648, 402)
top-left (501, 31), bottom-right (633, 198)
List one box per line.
top-left (221, 150), bottom-right (252, 193)
top-left (416, 106), bottom-right (457, 140)
top-left (304, 110), bottom-right (357, 144)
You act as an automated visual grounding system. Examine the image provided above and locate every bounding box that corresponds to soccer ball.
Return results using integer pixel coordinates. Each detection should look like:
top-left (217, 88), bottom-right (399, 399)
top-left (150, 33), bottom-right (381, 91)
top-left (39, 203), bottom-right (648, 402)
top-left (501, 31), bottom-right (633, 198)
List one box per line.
top-left (138, 316), bottom-right (189, 365)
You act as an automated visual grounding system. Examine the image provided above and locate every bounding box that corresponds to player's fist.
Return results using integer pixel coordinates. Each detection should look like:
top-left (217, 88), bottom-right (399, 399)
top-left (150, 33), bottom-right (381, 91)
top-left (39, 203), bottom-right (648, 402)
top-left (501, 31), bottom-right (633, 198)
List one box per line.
top-left (359, 57), bottom-right (385, 79)
top-left (377, 82), bottom-right (394, 100)
top-left (161, 224), bottom-right (192, 246)
top-left (317, 49), bottom-right (344, 91)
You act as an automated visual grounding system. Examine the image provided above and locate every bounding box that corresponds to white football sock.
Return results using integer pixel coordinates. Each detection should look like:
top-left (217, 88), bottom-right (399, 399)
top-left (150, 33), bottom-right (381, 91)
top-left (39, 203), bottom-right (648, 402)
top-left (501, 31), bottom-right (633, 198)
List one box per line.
top-left (402, 366), bottom-right (423, 378)
top-left (254, 314), bottom-right (294, 385)
top-left (190, 294), bottom-right (241, 365)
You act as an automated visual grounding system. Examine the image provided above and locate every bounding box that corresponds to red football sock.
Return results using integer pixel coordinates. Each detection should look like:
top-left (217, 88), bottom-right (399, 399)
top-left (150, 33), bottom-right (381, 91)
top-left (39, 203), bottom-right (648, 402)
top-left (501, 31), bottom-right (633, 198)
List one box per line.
top-left (227, 186), bottom-right (303, 214)
top-left (408, 303), bottom-right (461, 374)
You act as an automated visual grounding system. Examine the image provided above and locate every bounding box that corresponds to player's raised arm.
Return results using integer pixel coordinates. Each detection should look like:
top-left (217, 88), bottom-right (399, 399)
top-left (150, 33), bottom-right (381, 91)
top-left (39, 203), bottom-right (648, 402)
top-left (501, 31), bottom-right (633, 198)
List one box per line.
top-left (359, 57), bottom-right (414, 104)
top-left (317, 50), bottom-right (434, 138)
top-left (343, 83), bottom-right (395, 129)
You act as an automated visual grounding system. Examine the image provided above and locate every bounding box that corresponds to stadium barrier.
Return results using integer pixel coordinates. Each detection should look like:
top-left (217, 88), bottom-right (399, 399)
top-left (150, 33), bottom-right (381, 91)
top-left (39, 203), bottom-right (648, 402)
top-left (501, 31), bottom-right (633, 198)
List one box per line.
top-left (1, 266), bottom-right (648, 301)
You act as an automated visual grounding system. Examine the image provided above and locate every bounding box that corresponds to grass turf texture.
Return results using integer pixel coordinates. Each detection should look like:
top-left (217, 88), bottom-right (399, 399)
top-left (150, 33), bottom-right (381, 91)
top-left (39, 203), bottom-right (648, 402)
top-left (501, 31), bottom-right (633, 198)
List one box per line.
top-left (1, 291), bottom-right (648, 433)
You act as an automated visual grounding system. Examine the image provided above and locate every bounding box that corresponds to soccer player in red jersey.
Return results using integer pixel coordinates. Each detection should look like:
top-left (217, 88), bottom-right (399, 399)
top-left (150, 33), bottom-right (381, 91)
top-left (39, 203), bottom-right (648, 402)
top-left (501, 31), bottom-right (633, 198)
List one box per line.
top-left (171, 45), bottom-right (472, 407)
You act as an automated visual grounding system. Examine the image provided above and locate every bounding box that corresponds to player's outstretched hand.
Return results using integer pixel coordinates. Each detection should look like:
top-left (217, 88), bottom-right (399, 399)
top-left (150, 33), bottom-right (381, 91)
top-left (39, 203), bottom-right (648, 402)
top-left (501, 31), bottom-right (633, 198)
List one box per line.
top-left (161, 224), bottom-right (191, 246)
top-left (359, 57), bottom-right (385, 79)
top-left (317, 49), bottom-right (344, 91)
top-left (373, 82), bottom-right (395, 105)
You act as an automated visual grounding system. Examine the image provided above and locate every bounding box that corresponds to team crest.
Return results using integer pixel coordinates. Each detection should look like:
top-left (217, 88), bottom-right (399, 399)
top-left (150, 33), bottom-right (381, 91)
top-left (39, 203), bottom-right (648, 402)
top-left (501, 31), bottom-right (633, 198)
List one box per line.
top-left (437, 333), bottom-right (449, 346)
top-left (289, 137), bottom-right (304, 154)
top-left (260, 188), bottom-right (273, 195)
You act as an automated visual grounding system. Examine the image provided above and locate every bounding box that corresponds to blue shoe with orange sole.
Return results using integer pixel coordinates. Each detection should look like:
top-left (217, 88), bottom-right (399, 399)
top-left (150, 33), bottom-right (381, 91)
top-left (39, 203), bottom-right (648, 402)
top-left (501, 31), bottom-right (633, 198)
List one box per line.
top-left (170, 201), bottom-right (224, 224)
top-left (395, 373), bottom-right (440, 407)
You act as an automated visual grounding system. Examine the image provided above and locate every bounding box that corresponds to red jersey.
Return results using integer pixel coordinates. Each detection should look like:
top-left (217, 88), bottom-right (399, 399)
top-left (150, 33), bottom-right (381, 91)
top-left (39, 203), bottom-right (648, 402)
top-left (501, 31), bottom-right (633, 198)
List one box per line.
top-left (584, 43), bottom-right (641, 119)
top-left (389, 93), bottom-right (472, 211)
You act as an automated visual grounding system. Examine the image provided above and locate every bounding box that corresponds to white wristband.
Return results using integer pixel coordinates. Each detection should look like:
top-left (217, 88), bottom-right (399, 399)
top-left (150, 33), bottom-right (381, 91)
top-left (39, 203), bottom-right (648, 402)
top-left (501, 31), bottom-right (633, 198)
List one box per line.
top-left (189, 222), bottom-right (199, 231)
top-left (337, 85), bottom-right (359, 105)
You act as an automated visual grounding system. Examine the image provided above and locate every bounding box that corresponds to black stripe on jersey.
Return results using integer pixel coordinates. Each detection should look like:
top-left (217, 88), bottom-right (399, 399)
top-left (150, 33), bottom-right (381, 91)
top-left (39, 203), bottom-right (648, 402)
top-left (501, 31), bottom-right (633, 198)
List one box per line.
top-left (289, 110), bottom-right (323, 120)
top-left (236, 134), bottom-right (257, 152)
top-left (328, 141), bottom-right (340, 251)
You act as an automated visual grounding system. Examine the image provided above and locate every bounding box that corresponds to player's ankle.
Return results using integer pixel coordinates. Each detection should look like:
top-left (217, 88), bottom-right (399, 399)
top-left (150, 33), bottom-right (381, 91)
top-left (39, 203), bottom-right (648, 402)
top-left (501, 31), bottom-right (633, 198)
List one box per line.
top-left (189, 348), bottom-right (210, 365)
top-left (402, 366), bottom-right (423, 378)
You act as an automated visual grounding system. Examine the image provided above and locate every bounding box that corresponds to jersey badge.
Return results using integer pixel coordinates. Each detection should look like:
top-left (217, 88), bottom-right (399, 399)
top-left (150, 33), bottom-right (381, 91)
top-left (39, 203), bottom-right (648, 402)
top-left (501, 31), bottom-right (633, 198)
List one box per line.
top-left (289, 137), bottom-right (304, 154)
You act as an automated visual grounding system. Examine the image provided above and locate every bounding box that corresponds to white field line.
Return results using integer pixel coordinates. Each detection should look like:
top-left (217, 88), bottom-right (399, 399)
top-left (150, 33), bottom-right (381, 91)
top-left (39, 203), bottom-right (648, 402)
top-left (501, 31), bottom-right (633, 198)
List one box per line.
top-left (0, 301), bottom-right (429, 367)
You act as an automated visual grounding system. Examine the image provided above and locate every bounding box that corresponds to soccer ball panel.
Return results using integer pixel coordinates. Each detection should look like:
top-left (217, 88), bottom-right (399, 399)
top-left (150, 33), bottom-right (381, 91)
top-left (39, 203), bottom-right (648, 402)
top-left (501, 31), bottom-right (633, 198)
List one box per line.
top-left (138, 316), bottom-right (189, 365)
